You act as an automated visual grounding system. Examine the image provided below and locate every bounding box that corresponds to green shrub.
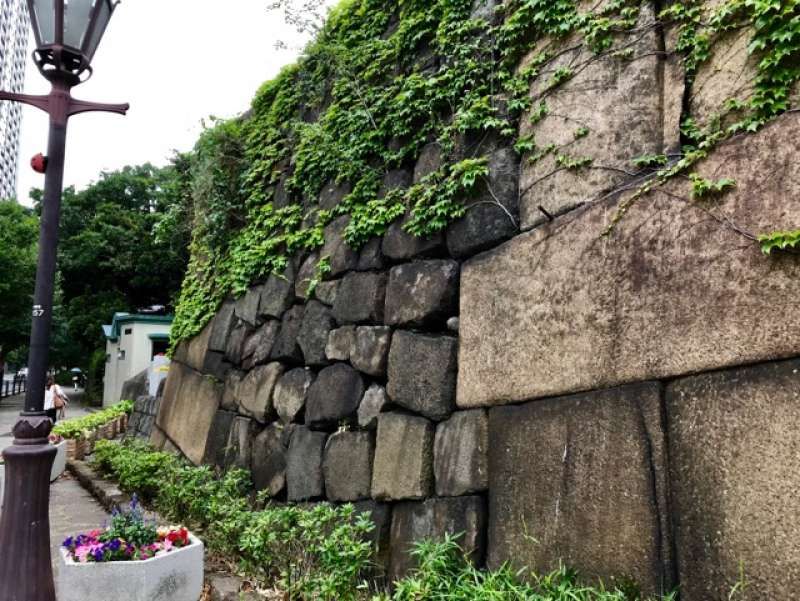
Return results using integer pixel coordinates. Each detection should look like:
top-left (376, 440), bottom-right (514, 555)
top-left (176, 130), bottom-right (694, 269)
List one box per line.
top-left (52, 401), bottom-right (134, 440)
top-left (385, 536), bottom-right (676, 601)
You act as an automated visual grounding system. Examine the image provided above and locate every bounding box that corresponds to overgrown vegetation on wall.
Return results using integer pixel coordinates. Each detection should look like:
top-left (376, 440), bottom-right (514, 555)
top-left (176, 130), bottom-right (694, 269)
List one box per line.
top-left (170, 0), bottom-right (800, 346)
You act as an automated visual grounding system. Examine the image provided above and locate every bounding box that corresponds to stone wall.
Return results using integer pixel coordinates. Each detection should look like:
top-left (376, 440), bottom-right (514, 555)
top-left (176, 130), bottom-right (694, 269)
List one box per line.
top-left (152, 4), bottom-right (800, 598)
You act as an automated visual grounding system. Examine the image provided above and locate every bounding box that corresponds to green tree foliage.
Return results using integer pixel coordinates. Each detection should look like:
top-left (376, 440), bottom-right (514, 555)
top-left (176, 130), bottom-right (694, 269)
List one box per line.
top-left (0, 200), bottom-right (38, 370)
top-left (43, 163), bottom-right (191, 367)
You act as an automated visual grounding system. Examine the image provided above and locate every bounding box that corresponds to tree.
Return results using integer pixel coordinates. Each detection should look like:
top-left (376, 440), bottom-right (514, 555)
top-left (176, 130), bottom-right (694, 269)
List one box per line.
top-left (0, 200), bottom-right (38, 375)
top-left (35, 162), bottom-right (191, 370)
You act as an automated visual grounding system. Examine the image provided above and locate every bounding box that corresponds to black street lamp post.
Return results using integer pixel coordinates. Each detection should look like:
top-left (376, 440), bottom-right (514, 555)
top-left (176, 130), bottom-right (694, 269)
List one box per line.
top-left (0, 2), bottom-right (127, 599)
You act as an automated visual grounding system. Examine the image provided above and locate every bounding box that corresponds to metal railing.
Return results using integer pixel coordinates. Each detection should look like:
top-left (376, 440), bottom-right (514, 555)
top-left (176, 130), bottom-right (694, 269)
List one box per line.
top-left (0, 377), bottom-right (26, 400)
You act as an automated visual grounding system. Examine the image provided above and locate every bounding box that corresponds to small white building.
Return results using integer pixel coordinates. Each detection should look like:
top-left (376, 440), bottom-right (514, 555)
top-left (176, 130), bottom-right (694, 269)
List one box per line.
top-left (101, 313), bottom-right (173, 407)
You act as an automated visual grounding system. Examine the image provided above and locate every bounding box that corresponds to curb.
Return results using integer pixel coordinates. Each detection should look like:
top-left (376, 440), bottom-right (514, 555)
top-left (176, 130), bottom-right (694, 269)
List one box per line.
top-left (66, 459), bottom-right (132, 513)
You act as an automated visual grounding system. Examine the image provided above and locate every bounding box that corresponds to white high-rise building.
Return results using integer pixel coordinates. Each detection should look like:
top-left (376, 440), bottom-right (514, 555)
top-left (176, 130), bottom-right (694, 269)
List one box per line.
top-left (0, 0), bottom-right (28, 200)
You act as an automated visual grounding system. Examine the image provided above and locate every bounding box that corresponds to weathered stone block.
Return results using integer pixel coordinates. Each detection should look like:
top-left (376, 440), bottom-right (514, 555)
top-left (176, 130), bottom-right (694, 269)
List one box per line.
top-left (314, 279), bottom-right (339, 306)
top-left (237, 363), bottom-right (284, 423)
top-left (434, 410), bottom-right (488, 497)
top-left (332, 272), bottom-right (387, 325)
top-left (351, 326), bottom-right (392, 377)
top-left (224, 320), bottom-right (250, 367)
top-left (120, 370), bottom-right (149, 403)
top-left (357, 237), bottom-right (385, 271)
top-left (286, 426), bottom-right (327, 501)
top-left (234, 286), bottom-right (262, 327)
top-left (202, 410), bottom-right (236, 468)
top-left (389, 496), bottom-right (486, 582)
top-left (252, 423), bottom-right (288, 498)
top-left (446, 147), bottom-right (519, 258)
top-left (379, 169), bottom-right (412, 197)
top-left (208, 301), bottom-right (235, 353)
top-left (258, 272), bottom-right (294, 319)
top-left (273, 368), bottom-right (314, 424)
top-left (298, 300), bottom-right (335, 366)
top-left (353, 501), bottom-right (392, 576)
top-left (667, 359), bottom-right (800, 601)
top-left (319, 179), bottom-right (351, 211)
top-left (519, 5), bottom-right (672, 229)
top-left (325, 326), bottom-right (356, 362)
top-left (295, 253), bottom-right (319, 300)
top-left (381, 214), bottom-right (443, 261)
top-left (202, 351), bottom-right (229, 381)
top-left (322, 215), bottom-right (359, 277)
top-left (323, 431), bottom-right (375, 502)
top-left (242, 321), bottom-right (280, 370)
top-left (180, 323), bottom-right (213, 373)
top-left (387, 332), bottom-right (457, 420)
top-left (305, 364), bottom-right (365, 429)
top-left (385, 260), bottom-right (459, 328)
top-left (156, 363), bottom-right (222, 465)
top-left (413, 143), bottom-right (441, 183)
top-left (371, 412), bottom-right (434, 501)
top-left (224, 416), bottom-right (258, 470)
top-left (358, 384), bottom-right (390, 430)
top-left (221, 370), bottom-right (244, 412)
top-left (270, 305), bottom-right (305, 363)
top-left (488, 383), bottom-right (672, 597)
top-left (459, 113), bottom-right (800, 408)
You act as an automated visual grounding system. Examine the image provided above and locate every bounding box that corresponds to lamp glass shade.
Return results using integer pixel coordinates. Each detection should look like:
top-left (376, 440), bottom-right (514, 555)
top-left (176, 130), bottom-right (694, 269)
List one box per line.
top-left (30, 0), bottom-right (57, 45)
top-left (84, 0), bottom-right (113, 61)
top-left (63, 0), bottom-right (94, 50)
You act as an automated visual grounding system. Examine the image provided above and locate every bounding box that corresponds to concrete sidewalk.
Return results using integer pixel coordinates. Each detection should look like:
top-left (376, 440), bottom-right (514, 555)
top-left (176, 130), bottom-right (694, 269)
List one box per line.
top-left (0, 389), bottom-right (94, 495)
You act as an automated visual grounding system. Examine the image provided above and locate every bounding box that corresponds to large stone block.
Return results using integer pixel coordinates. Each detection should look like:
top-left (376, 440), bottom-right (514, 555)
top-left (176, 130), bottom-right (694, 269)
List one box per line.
top-left (286, 426), bottom-right (327, 501)
top-left (270, 305), bottom-right (305, 363)
top-left (295, 252), bottom-right (319, 300)
top-left (203, 410), bottom-right (236, 468)
top-left (297, 300), bottom-right (335, 366)
top-left (487, 383), bottom-right (672, 597)
top-left (371, 413), bottom-right (434, 501)
top-left (387, 332), bottom-right (457, 420)
top-left (319, 179), bottom-right (351, 211)
top-left (459, 113), bottom-right (800, 408)
top-left (208, 301), bottom-right (235, 353)
top-left (120, 370), bottom-right (149, 402)
top-left (258, 271), bottom-right (294, 319)
top-left (352, 501), bottom-right (392, 576)
top-left (332, 272), bottom-right (387, 325)
top-left (446, 147), bottom-right (519, 258)
top-left (273, 367), bottom-right (314, 424)
top-left (252, 423), bottom-right (288, 498)
top-left (224, 320), bottom-right (250, 367)
top-left (389, 496), bottom-right (486, 582)
top-left (325, 326), bottom-right (356, 362)
top-left (322, 215), bottom-right (359, 277)
top-left (384, 260), bottom-right (459, 328)
top-left (358, 384), bottom-right (390, 430)
top-left (667, 359), bottom-right (800, 601)
top-left (224, 416), bottom-right (258, 470)
top-left (323, 431), bottom-right (375, 502)
top-left (434, 409), bottom-right (488, 497)
top-left (221, 370), bottom-right (244, 412)
top-left (381, 213), bottom-right (444, 261)
top-left (351, 326), bottom-right (392, 377)
top-left (241, 320), bottom-right (280, 371)
top-left (314, 279), bottom-right (339, 306)
top-left (179, 323), bottom-right (213, 373)
top-left (237, 363), bottom-right (284, 423)
top-left (156, 363), bottom-right (222, 465)
top-left (357, 237), bottom-right (385, 271)
top-left (305, 364), bottom-right (365, 429)
top-left (519, 4), bottom-right (675, 229)
top-left (234, 286), bottom-right (262, 326)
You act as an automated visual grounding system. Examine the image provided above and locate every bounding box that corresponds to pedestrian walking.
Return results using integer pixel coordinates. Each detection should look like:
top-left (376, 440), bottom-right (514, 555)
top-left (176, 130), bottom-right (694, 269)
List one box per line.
top-left (44, 376), bottom-right (68, 423)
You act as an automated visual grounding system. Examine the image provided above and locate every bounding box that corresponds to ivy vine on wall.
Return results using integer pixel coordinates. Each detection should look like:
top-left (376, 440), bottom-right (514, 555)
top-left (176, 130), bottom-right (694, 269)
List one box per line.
top-left (170, 0), bottom-right (800, 347)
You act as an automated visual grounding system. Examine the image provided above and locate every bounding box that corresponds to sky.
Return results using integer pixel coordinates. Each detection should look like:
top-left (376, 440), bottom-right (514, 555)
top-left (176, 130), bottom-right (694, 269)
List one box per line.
top-left (16, 0), bottom-right (328, 206)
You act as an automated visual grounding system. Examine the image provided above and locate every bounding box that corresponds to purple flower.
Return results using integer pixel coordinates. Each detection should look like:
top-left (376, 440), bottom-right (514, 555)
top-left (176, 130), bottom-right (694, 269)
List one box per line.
top-left (92, 548), bottom-right (105, 562)
top-left (62, 536), bottom-right (74, 548)
top-left (106, 538), bottom-right (121, 552)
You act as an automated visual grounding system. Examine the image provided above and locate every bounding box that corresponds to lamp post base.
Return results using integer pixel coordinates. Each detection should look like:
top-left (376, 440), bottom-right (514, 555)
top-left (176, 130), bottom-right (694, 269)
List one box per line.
top-left (0, 415), bottom-right (56, 601)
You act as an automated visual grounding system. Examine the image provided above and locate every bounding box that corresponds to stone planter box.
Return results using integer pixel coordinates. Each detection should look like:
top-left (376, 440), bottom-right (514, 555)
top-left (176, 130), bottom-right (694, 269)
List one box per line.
top-left (50, 440), bottom-right (67, 482)
top-left (56, 533), bottom-right (204, 601)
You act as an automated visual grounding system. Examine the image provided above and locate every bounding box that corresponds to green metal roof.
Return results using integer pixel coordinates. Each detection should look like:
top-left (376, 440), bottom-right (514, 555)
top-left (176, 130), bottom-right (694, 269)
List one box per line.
top-left (102, 313), bottom-right (173, 342)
